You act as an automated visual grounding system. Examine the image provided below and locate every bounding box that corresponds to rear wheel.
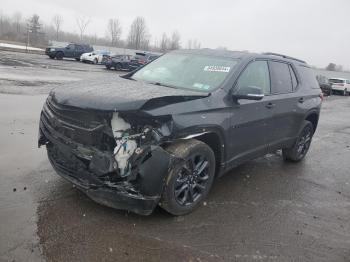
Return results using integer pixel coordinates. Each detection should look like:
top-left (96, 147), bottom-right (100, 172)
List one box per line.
top-left (75, 58), bottom-right (80, 61)
top-left (160, 139), bottom-right (216, 216)
top-left (55, 52), bottom-right (63, 60)
top-left (283, 120), bottom-right (314, 162)
top-left (115, 63), bottom-right (122, 70)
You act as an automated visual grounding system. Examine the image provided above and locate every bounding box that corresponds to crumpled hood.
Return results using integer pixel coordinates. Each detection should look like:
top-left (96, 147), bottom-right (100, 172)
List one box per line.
top-left (51, 76), bottom-right (209, 111)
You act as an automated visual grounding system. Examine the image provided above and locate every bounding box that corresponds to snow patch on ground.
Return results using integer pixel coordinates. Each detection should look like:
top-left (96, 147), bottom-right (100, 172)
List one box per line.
top-left (0, 43), bottom-right (44, 51)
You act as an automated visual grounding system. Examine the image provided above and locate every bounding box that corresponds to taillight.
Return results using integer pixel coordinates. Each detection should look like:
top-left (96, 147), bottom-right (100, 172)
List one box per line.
top-left (319, 92), bottom-right (324, 101)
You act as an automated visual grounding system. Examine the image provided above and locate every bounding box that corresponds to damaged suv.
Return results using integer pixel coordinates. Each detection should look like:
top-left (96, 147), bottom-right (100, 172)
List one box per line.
top-left (38, 49), bottom-right (322, 215)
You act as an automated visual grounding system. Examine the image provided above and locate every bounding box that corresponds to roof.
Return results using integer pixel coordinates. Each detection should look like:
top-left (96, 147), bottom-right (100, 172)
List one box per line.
top-left (171, 49), bottom-right (307, 64)
top-left (172, 48), bottom-right (253, 59)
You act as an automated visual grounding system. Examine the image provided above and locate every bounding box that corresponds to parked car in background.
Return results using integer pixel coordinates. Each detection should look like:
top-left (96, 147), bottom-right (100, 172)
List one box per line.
top-left (45, 43), bottom-right (93, 60)
top-left (80, 50), bottom-right (110, 64)
top-left (129, 52), bottom-right (160, 70)
top-left (329, 78), bottom-right (350, 96)
top-left (316, 75), bottom-right (332, 95)
top-left (39, 50), bottom-right (322, 216)
top-left (105, 54), bottom-right (133, 70)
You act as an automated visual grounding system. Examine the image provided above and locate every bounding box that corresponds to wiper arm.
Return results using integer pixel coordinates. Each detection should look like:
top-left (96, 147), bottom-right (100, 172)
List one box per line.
top-left (148, 81), bottom-right (177, 89)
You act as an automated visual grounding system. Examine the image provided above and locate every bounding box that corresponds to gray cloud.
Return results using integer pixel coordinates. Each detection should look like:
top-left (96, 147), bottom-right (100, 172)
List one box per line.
top-left (2, 0), bottom-right (350, 68)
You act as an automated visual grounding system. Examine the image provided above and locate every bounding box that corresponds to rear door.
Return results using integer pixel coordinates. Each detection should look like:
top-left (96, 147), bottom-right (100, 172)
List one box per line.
top-left (65, 44), bottom-right (75, 57)
top-left (227, 60), bottom-right (272, 165)
top-left (75, 45), bottom-right (84, 57)
top-left (264, 60), bottom-right (301, 149)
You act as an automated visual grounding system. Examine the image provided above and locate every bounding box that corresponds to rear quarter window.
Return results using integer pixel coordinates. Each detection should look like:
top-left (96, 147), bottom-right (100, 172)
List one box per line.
top-left (298, 66), bottom-right (320, 89)
top-left (269, 61), bottom-right (293, 94)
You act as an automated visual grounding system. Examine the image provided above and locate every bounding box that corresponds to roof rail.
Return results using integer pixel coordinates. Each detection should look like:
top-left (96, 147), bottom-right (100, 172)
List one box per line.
top-left (262, 52), bottom-right (306, 64)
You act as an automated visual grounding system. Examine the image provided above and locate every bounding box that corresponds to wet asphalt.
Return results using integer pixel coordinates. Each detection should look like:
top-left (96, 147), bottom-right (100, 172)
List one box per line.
top-left (0, 51), bottom-right (349, 262)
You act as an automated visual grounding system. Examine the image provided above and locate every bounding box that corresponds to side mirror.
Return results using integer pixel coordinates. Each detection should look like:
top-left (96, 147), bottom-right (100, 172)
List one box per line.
top-left (232, 86), bottom-right (264, 101)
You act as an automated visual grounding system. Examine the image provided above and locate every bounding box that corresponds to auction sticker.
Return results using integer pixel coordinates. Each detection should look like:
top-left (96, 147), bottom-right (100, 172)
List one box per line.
top-left (204, 66), bottom-right (230, 72)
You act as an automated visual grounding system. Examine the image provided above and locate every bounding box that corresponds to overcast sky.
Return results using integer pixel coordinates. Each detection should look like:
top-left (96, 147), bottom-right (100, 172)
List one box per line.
top-left (2, 0), bottom-right (350, 68)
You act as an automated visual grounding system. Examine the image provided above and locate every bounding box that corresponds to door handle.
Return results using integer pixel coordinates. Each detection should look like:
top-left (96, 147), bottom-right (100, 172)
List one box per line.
top-left (265, 102), bottom-right (275, 109)
top-left (298, 97), bottom-right (304, 103)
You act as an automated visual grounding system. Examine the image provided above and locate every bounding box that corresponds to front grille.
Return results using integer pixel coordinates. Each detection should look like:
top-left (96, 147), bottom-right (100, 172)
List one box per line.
top-left (41, 97), bottom-right (111, 147)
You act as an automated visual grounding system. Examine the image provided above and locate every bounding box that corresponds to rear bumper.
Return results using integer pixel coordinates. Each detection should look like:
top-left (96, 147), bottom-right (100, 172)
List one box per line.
top-left (331, 86), bottom-right (346, 91)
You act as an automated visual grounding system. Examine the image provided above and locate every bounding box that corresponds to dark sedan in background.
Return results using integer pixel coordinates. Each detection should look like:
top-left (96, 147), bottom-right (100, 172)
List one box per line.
top-left (316, 75), bottom-right (332, 96)
top-left (105, 54), bottom-right (133, 70)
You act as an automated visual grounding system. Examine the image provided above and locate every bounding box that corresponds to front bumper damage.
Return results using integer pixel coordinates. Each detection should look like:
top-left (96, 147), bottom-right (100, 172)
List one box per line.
top-left (38, 98), bottom-right (173, 215)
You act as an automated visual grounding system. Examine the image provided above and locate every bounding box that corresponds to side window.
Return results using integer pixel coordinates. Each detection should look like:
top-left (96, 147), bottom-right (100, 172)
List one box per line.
top-left (67, 44), bottom-right (75, 49)
top-left (76, 45), bottom-right (83, 51)
top-left (269, 61), bottom-right (293, 94)
top-left (289, 65), bottom-right (298, 90)
top-left (236, 61), bottom-right (270, 95)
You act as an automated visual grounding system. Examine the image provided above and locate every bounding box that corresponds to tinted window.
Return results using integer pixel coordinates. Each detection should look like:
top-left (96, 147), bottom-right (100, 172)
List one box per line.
top-left (236, 61), bottom-right (270, 95)
top-left (329, 78), bottom-right (345, 84)
top-left (289, 65), bottom-right (298, 89)
top-left (298, 66), bottom-right (320, 89)
top-left (269, 61), bottom-right (293, 94)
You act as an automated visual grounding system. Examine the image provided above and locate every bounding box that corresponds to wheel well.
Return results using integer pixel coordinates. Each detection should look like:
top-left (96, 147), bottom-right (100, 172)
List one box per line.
top-left (194, 132), bottom-right (223, 176)
top-left (305, 113), bottom-right (319, 133)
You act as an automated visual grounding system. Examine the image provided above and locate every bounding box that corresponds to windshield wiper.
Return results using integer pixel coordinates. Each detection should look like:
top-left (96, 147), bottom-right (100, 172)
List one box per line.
top-left (148, 81), bottom-right (178, 89)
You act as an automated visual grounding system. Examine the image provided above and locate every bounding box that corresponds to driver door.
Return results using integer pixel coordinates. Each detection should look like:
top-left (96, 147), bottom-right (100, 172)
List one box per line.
top-left (226, 60), bottom-right (272, 166)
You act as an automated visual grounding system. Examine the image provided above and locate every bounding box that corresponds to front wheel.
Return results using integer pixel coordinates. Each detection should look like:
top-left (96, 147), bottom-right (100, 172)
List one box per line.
top-left (55, 52), bottom-right (63, 60)
top-left (282, 120), bottom-right (314, 162)
top-left (160, 139), bottom-right (216, 216)
top-left (115, 63), bottom-right (122, 71)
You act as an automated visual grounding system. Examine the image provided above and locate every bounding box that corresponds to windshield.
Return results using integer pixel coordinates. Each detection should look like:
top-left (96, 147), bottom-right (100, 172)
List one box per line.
top-left (329, 79), bottom-right (345, 84)
top-left (132, 53), bottom-right (238, 91)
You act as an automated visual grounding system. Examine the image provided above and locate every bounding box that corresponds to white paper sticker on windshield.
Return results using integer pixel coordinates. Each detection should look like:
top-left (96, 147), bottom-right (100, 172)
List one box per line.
top-left (204, 66), bottom-right (230, 72)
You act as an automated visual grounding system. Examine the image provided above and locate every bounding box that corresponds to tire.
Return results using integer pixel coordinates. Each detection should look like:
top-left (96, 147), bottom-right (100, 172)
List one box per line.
top-left (93, 58), bottom-right (98, 64)
top-left (282, 120), bottom-right (314, 162)
top-left (160, 139), bottom-right (216, 216)
top-left (115, 63), bottom-right (122, 71)
top-left (49, 55), bottom-right (55, 59)
top-left (343, 89), bottom-right (348, 96)
top-left (55, 52), bottom-right (63, 60)
top-left (75, 58), bottom-right (80, 61)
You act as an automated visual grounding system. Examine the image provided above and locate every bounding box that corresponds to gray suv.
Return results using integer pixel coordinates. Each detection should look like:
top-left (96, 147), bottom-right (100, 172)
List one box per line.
top-left (45, 43), bottom-right (93, 60)
top-left (38, 49), bottom-right (322, 216)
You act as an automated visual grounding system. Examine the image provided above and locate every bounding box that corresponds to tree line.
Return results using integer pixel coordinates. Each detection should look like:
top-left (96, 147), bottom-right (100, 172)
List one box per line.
top-left (0, 10), bottom-right (201, 52)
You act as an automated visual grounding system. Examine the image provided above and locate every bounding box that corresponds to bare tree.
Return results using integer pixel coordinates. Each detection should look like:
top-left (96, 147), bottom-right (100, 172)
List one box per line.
top-left (52, 14), bottom-right (63, 41)
top-left (76, 16), bottom-right (90, 41)
top-left (187, 39), bottom-right (192, 49)
top-left (107, 18), bottom-right (122, 46)
top-left (12, 12), bottom-right (22, 33)
top-left (160, 33), bottom-right (169, 51)
top-left (27, 14), bottom-right (43, 46)
top-left (127, 16), bottom-right (149, 50)
top-left (169, 31), bottom-right (181, 50)
top-left (0, 10), bottom-right (5, 36)
top-left (192, 39), bottom-right (201, 49)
